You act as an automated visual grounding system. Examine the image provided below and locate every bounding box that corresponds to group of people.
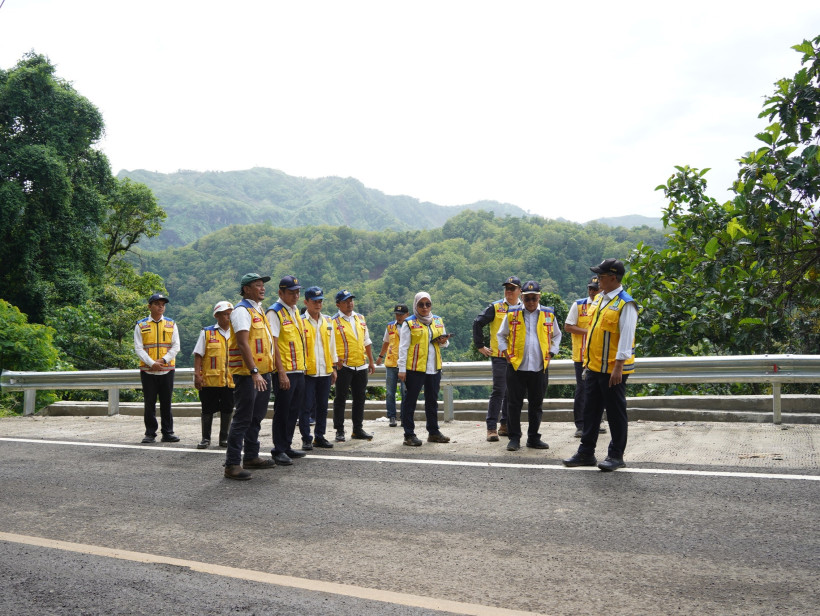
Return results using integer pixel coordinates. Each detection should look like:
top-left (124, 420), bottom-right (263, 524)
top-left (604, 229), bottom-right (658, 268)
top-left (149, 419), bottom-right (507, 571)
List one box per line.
top-left (134, 258), bottom-right (638, 480)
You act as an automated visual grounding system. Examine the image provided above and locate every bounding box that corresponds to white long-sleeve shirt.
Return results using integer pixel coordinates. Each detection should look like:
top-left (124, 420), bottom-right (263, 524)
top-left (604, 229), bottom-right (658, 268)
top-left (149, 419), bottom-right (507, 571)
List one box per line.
top-left (595, 285), bottom-right (638, 361)
top-left (397, 319), bottom-right (449, 374)
top-left (496, 309), bottom-right (562, 372)
top-left (133, 318), bottom-right (180, 375)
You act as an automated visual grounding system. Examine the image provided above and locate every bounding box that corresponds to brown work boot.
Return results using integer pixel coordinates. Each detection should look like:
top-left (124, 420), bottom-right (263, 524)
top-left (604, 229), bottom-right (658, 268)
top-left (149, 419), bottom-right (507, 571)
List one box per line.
top-left (427, 432), bottom-right (450, 443)
top-left (243, 457), bottom-right (275, 469)
top-left (487, 429), bottom-right (499, 442)
top-left (224, 465), bottom-right (252, 481)
top-left (498, 422), bottom-right (508, 437)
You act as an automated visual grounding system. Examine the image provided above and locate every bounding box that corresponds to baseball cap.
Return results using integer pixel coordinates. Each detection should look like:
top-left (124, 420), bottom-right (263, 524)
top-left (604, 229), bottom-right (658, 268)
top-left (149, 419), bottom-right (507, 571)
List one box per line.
top-left (393, 304), bottom-right (409, 314)
top-left (520, 281), bottom-right (541, 294)
top-left (335, 289), bottom-right (355, 303)
top-left (239, 273), bottom-right (271, 289)
top-left (502, 276), bottom-right (522, 288)
top-left (587, 277), bottom-right (600, 289)
top-left (590, 258), bottom-right (625, 277)
top-left (279, 275), bottom-right (302, 290)
top-left (148, 293), bottom-right (169, 304)
top-left (305, 286), bottom-right (324, 301)
top-left (213, 301), bottom-right (234, 316)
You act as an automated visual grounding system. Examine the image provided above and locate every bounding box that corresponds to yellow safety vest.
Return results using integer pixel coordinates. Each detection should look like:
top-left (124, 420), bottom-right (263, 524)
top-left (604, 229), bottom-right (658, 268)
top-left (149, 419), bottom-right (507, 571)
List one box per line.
top-left (384, 321), bottom-right (400, 368)
top-left (584, 291), bottom-right (636, 374)
top-left (570, 297), bottom-right (594, 363)
top-left (267, 302), bottom-right (307, 372)
top-left (304, 313), bottom-right (334, 376)
top-left (403, 315), bottom-right (446, 372)
top-left (199, 325), bottom-right (234, 388)
top-left (333, 313), bottom-right (369, 367)
top-left (228, 300), bottom-right (275, 375)
top-left (137, 317), bottom-right (176, 372)
top-left (504, 307), bottom-right (556, 371)
top-left (489, 299), bottom-right (515, 357)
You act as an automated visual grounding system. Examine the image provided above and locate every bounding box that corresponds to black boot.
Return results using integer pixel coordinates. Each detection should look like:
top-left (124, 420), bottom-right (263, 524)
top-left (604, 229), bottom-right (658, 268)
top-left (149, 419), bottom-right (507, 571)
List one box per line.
top-left (198, 413), bottom-right (213, 449)
top-left (218, 410), bottom-right (232, 447)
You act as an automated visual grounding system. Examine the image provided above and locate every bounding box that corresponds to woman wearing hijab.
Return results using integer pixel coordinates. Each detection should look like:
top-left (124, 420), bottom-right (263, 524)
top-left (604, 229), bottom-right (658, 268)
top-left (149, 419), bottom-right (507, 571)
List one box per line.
top-left (398, 292), bottom-right (453, 446)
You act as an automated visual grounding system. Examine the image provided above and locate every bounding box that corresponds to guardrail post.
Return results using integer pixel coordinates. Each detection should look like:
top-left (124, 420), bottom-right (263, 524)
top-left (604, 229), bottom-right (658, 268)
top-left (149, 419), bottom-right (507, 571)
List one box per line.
top-left (23, 390), bottom-right (36, 416)
top-left (772, 382), bottom-right (782, 425)
top-left (443, 384), bottom-right (454, 422)
top-left (107, 388), bottom-right (120, 416)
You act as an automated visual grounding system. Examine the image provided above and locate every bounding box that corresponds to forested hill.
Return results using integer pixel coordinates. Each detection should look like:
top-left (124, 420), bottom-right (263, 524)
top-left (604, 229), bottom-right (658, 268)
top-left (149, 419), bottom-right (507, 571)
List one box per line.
top-left (117, 168), bottom-right (529, 250)
top-left (137, 210), bottom-right (666, 366)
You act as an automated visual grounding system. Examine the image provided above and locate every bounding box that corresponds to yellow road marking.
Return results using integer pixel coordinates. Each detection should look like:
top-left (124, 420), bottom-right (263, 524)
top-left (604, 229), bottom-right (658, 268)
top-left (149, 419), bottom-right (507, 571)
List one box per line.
top-left (0, 531), bottom-right (547, 616)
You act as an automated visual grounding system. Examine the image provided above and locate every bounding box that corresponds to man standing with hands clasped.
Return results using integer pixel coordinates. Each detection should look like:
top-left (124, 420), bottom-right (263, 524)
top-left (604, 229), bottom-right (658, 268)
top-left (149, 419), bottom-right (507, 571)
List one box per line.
top-left (496, 281), bottom-right (561, 452)
top-left (563, 259), bottom-right (638, 472)
top-left (135, 293), bottom-right (180, 444)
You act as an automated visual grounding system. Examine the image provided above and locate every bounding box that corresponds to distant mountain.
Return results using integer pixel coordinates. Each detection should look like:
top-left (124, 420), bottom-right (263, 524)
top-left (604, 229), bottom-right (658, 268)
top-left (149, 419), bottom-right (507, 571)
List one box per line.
top-left (588, 214), bottom-right (664, 230)
top-left (116, 168), bottom-right (529, 250)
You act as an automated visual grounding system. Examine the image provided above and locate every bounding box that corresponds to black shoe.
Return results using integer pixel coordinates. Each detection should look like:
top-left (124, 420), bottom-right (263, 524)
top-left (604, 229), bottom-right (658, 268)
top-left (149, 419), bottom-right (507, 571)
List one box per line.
top-left (243, 457), bottom-right (276, 469)
top-left (141, 436), bottom-right (156, 444)
top-left (562, 453), bottom-right (598, 467)
top-left (161, 434), bottom-right (180, 443)
top-left (351, 430), bottom-right (373, 440)
top-left (507, 439), bottom-right (520, 451)
top-left (197, 439), bottom-right (210, 450)
top-left (403, 435), bottom-right (422, 447)
top-left (313, 437), bottom-right (334, 449)
top-left (598, 457), bottom-right (626, 472)
top-left (526, 439), bottom-right (549, 450)
top-left (224, 465), bottom-right (252, 481)
top-left (218, 440), bottom-right (228, 447)
top-left (335, 431), bottom-right (346, 442)
top-left (301, 439), bottom-right (314, 451)
top-left (273, 452), bottom-right (293, 466)
top-left (389, 417), bottom-right (397, 427)
top-left (285, 448), bottom-right (307, 458)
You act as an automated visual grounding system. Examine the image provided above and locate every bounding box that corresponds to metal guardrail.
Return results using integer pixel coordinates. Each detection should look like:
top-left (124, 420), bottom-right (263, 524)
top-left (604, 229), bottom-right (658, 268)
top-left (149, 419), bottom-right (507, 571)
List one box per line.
top-left (2, 355), bottom-right (819, 424)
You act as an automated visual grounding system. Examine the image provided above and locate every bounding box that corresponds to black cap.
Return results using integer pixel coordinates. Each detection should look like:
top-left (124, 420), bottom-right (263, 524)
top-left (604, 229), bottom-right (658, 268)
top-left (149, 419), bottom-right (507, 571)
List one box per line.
top-left (520, 280), bottom-right (541, 294)
top-left (148, 293), bottom-right (169, 304)
top-left (393, 304), bottom-right (409, 314)
top-left (590, 258), bottom-right (625, 277)
top-left (587, 277), bottom-right (600, 289)
top-left (502, 276), bottom-right (522, 288)
top-left (305, 286), bottom-right (324, 301)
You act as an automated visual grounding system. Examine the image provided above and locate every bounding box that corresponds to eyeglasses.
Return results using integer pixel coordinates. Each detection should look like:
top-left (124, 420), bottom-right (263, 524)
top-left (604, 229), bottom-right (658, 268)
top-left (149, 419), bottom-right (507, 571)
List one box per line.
top-left (418, 302), bottom-right (432, 308)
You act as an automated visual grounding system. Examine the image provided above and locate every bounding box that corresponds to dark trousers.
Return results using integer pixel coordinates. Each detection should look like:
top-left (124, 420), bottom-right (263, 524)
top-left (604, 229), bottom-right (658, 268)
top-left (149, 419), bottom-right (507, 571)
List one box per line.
top-left (225, 373), bottom-right (271, 466)
top-left (401, 370), bottom-right (441, 438)
top-left (486, 357), bottom-right (510, 429)
top-left (578, 370), bottom-right (629, 459)
top-left (572, 361), bottom-right (585, 430)
top-left (140, 370), bottom-right (175, 437)
top-left (505, 365), bottom-right (546, 442)
top-left (333, 366), bottom-right (368, 433)
top-left (272, 372), bottom-right (305, 454)
top-left (199, 386), bottom-right (233, 442)
top-left (301, 374), bottom-right (332, 441)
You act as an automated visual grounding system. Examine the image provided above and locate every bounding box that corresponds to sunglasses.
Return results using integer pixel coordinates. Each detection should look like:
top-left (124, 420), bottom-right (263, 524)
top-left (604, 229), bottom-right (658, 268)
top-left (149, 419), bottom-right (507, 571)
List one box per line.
top-left (417, 302), bottom-right (432, 308)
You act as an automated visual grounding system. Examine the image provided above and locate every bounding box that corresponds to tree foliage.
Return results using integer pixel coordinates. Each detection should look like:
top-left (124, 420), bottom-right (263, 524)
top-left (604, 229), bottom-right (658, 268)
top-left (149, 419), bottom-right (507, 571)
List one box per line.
top-left (629, 37), bottom-right (820, 358)
top-left (101, 177), bottom-right (166, 265)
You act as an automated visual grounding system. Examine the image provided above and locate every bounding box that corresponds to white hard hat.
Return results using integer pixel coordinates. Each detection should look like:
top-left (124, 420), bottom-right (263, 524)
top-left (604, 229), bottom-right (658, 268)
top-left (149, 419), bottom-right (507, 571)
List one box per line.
top-left (213, 301), bottom-right (234, 316)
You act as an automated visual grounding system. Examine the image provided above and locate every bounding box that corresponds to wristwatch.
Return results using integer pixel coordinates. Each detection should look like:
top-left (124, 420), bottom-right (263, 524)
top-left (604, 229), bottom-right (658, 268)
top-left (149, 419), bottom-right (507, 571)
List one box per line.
top-left (250, 368), bottom-right (259, 375)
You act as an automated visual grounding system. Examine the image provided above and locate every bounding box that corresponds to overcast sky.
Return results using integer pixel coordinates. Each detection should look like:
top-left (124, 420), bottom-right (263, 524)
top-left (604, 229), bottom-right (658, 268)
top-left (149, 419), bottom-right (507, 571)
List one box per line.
top-left (1, 1), bottom-right (818, 223)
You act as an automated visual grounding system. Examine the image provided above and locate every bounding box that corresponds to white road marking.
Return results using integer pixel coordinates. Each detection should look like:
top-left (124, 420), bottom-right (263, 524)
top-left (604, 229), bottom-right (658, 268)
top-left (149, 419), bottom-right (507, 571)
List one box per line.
top-left (0, 531), bottom-right (546, 616)
top-left (1, 436), bottom-right (818, 481)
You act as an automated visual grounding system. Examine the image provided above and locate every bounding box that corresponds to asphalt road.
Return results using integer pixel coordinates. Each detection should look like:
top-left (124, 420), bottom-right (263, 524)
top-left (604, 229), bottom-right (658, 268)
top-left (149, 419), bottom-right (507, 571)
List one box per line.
top-left (1, 428), bottom-right (818, 616)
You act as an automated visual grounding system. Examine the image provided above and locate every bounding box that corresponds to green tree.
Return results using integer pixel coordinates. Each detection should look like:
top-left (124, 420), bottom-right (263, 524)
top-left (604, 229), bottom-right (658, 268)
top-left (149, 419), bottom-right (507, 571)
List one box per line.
top-left (629, 36), bottom-right (820, 359)
top-left (0, 53), bottom-right (109, 321)
top-left (101, 177), bottom-right (166, 266)
top-left (0, 300), bottom-right (63, 413)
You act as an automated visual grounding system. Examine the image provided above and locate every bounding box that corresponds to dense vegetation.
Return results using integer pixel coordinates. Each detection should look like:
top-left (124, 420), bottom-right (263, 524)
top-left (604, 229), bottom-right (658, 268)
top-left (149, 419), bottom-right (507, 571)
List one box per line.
top-left (117, 168), bottom-right (530, 250)
top-left (136, 211), bottom-right (665, 367)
